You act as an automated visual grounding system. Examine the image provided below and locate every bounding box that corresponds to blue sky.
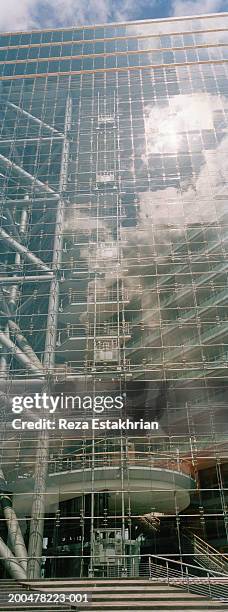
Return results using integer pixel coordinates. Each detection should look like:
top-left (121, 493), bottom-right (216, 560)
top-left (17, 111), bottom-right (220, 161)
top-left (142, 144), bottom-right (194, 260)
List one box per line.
top-left (0, 0), bottom-right (227, 32)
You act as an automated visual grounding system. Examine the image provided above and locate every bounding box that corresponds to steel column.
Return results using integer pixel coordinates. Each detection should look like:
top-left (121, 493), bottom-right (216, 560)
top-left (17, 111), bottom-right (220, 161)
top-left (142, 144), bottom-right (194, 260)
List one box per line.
top-left (8, 320), bottom-right (43, 369)
top-left (0, 227), bottom-right (51, 272)
top-left (0, 331), bottom-right (44, 374)
top-left (0, 535), bottom-right (27, 580)
top-left (27, 94), bottom-right (72, 579)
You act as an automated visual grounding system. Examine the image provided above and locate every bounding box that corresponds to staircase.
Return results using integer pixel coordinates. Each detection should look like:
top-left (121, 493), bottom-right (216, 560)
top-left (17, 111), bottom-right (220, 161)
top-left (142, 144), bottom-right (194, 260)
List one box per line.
top-left (0, 579), bottom-right (72, 611)
top-left (0, 578), bottom-right (228, 611)
top-left (183, 532), bottom-right (228, 576)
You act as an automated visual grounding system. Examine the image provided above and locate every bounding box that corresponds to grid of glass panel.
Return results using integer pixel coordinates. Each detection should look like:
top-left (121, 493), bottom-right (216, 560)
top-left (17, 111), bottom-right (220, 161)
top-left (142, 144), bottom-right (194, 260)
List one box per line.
top-left (0, 12), bottom-right (228, 581)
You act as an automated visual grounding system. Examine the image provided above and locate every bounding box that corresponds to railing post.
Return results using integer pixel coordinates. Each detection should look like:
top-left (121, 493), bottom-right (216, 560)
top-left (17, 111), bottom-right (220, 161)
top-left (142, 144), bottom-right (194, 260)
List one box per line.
top-left (166, 560), bottom-right (169, 585)
top-left (207, 571), bottom-right (212, 599)
top-left (149, 555), bottom-right (151, 580)
top-left (180, 556), bottom-right (184, 579)
top-left (186, 565), bottom-right (190, 592)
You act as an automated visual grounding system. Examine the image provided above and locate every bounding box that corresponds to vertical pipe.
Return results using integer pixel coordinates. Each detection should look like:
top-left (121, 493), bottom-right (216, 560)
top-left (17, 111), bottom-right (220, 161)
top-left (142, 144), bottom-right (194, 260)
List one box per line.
top-left (9, 202), bottom-right (28, 315)
top-left (0, 536), bottom-right (27, 581)
top-left (89, 434), bottom-right (95, 578)
top-left (89, 84), bottom-right (96, 579)
top-left (27, 95), bottom-right (72, 579)
top-left (19, 208), bottom-right (28, 238)
top-left (1, 500), bottom-right (28, 573)
top-left (0, 324), bottom-right (9, 378)
top-left (0, 470), bottom-right (27, 574)
top-left (120, 436), bottom-right (126, 575)
top-left (80, 501), bottom-right (85, 578)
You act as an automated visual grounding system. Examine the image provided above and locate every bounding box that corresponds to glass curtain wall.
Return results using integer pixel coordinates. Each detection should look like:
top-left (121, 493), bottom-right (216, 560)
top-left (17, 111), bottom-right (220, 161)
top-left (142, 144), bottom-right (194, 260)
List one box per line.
top-left (0, 12), bottom-right (227, 579)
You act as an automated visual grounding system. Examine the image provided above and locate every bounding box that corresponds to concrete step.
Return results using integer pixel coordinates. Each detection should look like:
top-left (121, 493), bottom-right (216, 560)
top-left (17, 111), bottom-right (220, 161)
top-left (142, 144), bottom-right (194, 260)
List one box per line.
top-left (81, 593), bottom-right (209, 599)
top-left (80, 604), bottom-right (228, 610)
top-left (0, 601), bottom-right (228, 612)
top-left (1, 608), bottom-right (71, 611)
top-left (30, 587), bottom-right (196, 593)
top-left (0, 579), bottom-right (227, 612)
top-left (80, 598), bottom-right (228, 612)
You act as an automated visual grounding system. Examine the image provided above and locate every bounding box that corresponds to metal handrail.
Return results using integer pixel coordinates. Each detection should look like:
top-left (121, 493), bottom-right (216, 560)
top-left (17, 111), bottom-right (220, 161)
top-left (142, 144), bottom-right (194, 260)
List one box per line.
top-left (16, 552), bottom-right (228, 599)
top-left (48, 452), bottom-right (193, 477)
top-left (185, 532), bottom-right (228, 574)
top-left (147, 554), bottom-right (228, 600)
top-left (61, 322), bottom-right (130, 340)
top-left (191, 532), bottom-right (228, 562)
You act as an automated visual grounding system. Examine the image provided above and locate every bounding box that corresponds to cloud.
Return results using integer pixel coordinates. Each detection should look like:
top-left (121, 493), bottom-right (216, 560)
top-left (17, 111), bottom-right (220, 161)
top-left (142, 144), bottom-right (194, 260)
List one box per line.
top-left (170, 0), bottom-right (225, 17)
top-left (0, 0), bottom-right (150, 32)
top-left (0, 0), bottom-right (34, 32)
top-left (142, 93), bottom-right (214, 157)
top-left (0, 0), bottom-right (225, 33)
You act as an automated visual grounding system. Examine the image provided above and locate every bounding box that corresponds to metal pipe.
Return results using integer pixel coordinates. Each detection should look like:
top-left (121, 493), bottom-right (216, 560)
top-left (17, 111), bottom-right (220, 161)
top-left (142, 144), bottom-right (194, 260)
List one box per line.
top-left (0, 467), bottom-right (27, 577)
top-left (0, 226), bottom-right (51, 272)
top-left (9, 207), bottom-right (28, 316)
top-left (0, 196), bottom-right (59, 207)
top-left (9, 252), bottom-right (21, 313)
top-left (8, 320), bottom-right (43, 369)
top-left (0, 153), bottom-right (57, 194)
top-left (19, 208), bottom-right (28, 238)
top-left (0, 274), bottom-right (53, 284)
top-left (120, 436), bottom-right (126, 574)
top-left (8, 286), bottom-right (18, 313)
top-left (7, 102), bottom-right (64, 136)
top-left (0, 535), bottom-right (27, 580)
top-left (27, 94), bottom-right (72, 580)
top-left (0, 324), bottom-right (9, 378)
top-left (8, 206), bottom-right (23, 316)
top-left (0, 288), bottom-right (11, 316)
top-left (2, 503), bottom-right (28, 573)
top-left (8, 203), bottom-right (28, 317)
top-left (4, 208), bottom-right (21, 241)
top-left (0, 331), bottom-right (44, 374)
top-left (27, 429), bottom-right (49, 579)
top-left (0, 380), bottom-right (44, 392)
top-left (0, 137), bottom-right (64, 144)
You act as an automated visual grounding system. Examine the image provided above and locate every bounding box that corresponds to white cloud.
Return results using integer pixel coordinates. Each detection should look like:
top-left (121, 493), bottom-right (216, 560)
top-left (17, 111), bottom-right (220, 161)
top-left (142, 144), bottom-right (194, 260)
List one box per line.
top-left (171, 0), bottom-right (225, 17)
top-left (0, 0), bottom-right (150, 32)
top-left (143, 93), bottom-right (214, 157)
top-left (0, 0), bottom-right (34, 32)
top-left (1, 0), bottom-right (225, 35)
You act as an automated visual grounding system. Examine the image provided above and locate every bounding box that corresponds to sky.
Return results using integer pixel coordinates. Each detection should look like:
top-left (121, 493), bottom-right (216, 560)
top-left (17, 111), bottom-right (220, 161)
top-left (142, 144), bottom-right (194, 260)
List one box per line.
top-left (0, 0), bottom-right (227, 32)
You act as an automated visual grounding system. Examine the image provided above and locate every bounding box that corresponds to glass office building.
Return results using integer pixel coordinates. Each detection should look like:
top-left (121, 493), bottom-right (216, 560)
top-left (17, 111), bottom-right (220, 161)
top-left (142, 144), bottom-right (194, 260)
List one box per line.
top-left (0, 11), bottom-right (228, 582)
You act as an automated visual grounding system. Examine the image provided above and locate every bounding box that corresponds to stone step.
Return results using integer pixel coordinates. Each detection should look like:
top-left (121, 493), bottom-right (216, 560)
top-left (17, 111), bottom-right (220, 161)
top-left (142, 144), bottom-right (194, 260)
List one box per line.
top-left (0, 600), bottom-right (228, 612)
top-left (0, 602), bottom-right (71, 612)
top-left (30, 586), bottom-right (193, 593)
top-left (0, 579), bottom-right (227, 612)
top-left (1, 608), bottom-right (72, 611)
top-left (80, 604), bottom-right (228, 610)
top-left (83, 593), bottom-right (214, 599)
top-left (25, 580), bottom-right (172, 586)
top-left (2, 581), bottom-right (182, 592)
